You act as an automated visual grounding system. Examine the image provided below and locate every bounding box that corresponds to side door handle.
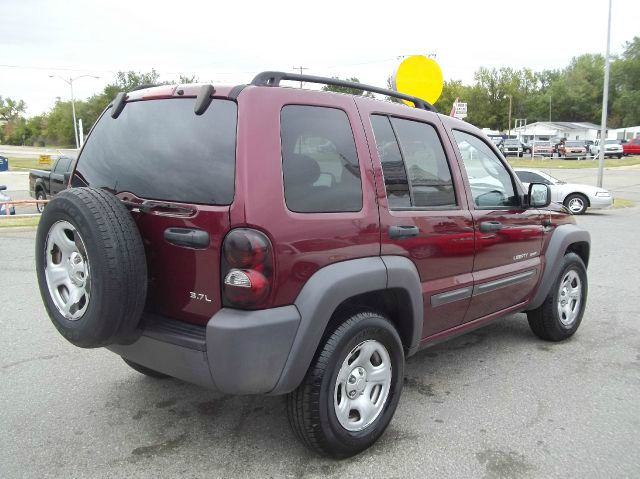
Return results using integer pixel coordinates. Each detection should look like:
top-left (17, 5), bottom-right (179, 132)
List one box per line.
top-left (389, 225), bottom-right (419, 239)
top-left (479, 221), bottom-right (503, 233)
top-left (164, 227), bottom-right (210, 249)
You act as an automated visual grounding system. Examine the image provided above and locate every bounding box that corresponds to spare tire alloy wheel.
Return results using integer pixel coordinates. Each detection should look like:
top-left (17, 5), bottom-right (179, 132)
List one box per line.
top-left (45, 220), bottom-right (90, 320)
top-left (36, 188), bottom-right (147, 348)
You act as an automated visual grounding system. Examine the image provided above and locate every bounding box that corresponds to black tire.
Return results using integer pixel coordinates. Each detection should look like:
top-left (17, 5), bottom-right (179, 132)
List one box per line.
top-left (617, 154), bottom-right (622, 159)
top-left (563, 193), bottom-right (588, 215)
top-left (123, 358), bottom-right (170, 379)
top-left (527, 253), bottom-right (587, 341)
top-left (36, 190), bottom-right (46, 213)
top-left (35, 187), bottom-right (147, 348)
top-left (287, 311), bottom-right (404, 458)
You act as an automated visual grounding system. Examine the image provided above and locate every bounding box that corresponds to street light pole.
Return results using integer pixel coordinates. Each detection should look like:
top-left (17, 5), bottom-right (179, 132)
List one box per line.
top-left (49, 74), bottom-right (100, 149)
top-left (505, 94), bottom-right (512, 137)
top-left (597, 0), bottom-right (613, 188)
top-left (69, 79), bottom-right (79, 149)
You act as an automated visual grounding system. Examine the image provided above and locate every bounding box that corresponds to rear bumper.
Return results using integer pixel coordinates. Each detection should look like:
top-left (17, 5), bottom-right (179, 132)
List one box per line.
top-left (108, 305), bottom-right (301, 395)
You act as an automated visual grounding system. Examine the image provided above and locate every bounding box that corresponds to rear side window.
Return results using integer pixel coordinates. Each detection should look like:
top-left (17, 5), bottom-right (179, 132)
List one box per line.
top-left (75, 98), bottom-right (237, 205)
top-left (371, 115), bottom-right (456, 208)
top-left (54, 157), bottom-right (71, 173)
top-left (281, 105), bottom-right (362, 213)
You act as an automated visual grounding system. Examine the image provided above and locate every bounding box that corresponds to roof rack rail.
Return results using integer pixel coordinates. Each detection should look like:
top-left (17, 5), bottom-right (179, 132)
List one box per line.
top-left (251, 71), bottom-right (437, 112)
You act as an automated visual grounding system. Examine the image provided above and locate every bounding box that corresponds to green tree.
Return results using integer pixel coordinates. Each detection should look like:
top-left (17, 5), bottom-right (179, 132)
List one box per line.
top-left (322, 77), bottom-right (373, 97)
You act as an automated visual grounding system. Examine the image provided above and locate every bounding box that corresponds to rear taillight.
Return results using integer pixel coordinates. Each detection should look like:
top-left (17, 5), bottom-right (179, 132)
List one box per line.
top-left (221, 228), bottom-right (273, 309)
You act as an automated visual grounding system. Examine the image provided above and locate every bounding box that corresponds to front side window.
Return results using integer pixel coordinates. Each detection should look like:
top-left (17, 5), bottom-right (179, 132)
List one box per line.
top-left (371, 115), bottom-right (456, 208)
top-left (281, 105), bottom-right (362, 213)
top-left (453, 130), bottom-right (518, 208)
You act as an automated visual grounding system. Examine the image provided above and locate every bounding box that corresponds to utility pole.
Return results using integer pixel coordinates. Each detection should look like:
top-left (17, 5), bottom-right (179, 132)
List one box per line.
top-left (597, 0), bottom-right (612, 188)
top-left (505, 94), bottom-right (512, 137)
top-left (549, 94), bottom-right (552, 122)
top-left (292, 66), bottom-right (308, 88)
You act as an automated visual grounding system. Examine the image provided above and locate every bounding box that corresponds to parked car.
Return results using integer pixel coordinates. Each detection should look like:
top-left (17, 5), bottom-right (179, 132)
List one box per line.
top-left (522, 141), bottom-right (532, 154)
top-left (515, 168), bottom-right (612, 214)
top-left (532, 141), bottom-right (554, 156)
top-left (583, 140), bottom-right (594, 156)
top-left (35, 73), bottom-right (591, 458)
top-left (29, 156), bottom-right (74, 212)
top-left (558, 140), bottom-right (588, 159)
top-left (500, 138), bottom-right (523, 157)
top-left (590, 139), bottom-right (624, 158)
top-left (0, 185), bottom-right (16, 215)
top-left (488, 135), bottom-right (504, 148)
top-left (622, 137), bottom-right (640, 156)
top-left (550, 137), bottom-right (565, 155)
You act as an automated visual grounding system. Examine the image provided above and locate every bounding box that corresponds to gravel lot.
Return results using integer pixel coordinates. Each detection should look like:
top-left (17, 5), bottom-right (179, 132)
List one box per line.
top-left (1, 207), bottom-right (639, 478)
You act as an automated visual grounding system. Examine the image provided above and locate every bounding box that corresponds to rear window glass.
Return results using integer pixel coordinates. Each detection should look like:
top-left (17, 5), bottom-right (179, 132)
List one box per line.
top-left (281, 105), bottom-right (362, 213)
top-left (75, 98), bottom-right (237, 205)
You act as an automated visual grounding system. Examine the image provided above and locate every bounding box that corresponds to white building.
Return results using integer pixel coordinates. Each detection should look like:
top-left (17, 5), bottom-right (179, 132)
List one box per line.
top-left (611, 126), bottom-right (640, 140)
top-left (511, 121), bottom-right (601, 142)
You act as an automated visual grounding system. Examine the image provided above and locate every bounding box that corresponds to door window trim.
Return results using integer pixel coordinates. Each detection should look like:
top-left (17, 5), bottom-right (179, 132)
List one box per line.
top-left (451, 128), bottom-right (522, 210)
top-left (372, 114), bottom-right (461, 212)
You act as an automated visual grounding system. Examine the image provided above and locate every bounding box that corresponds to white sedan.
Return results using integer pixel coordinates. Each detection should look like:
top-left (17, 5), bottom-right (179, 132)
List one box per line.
top-left (514, 168), bottom-right (613, 215)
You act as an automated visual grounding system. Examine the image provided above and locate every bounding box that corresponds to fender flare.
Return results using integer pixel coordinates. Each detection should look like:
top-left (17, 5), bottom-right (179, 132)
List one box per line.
top-left (528, 224), bottom-right (590, 310)
top-left (269, 255), bottom-right (423, 395)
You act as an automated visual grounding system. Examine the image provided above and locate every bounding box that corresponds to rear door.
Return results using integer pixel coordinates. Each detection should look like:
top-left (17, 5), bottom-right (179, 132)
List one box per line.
top-left (449, 129), bottom-right (545, 321)
top-left (356, 98), bottom-right (475, 338)
top-left (72, 97), bottom-right (238, 326)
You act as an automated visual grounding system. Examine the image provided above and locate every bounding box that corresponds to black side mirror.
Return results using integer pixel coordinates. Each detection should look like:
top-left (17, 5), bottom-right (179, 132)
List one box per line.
top-left (0, 185), bottom-right (6, 191)
top-left (529, 183), bottom-right (551, 207)
top-left (63, 172), bottom-right (71, 187)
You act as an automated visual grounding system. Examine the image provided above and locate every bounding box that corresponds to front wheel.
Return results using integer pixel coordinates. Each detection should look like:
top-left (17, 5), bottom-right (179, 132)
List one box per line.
top-left (564, 193), bottom-right (588, 215)
top-left (287, 311), bottom-right (404, 458)
top-left (527, 253), bottom-right (587, 341)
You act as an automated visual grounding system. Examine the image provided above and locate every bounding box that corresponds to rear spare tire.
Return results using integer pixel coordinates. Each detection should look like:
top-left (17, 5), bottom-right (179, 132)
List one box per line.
top-left (35, 187), bottom-right (147, 348)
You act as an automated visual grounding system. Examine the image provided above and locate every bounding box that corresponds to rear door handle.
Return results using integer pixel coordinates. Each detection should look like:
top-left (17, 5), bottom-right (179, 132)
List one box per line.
top-left (479, 221), bottom-right (503, 233)
top-left (164, 227), bottom-right (210, 249)
top-left (389, 225), bottom-right (419, 239)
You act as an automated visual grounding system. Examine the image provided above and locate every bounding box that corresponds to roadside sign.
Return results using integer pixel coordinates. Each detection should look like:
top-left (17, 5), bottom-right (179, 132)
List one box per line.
top-left (454, 103), bottom-right (467, 119)
top-left (39, 155), bottom-right (51, 166)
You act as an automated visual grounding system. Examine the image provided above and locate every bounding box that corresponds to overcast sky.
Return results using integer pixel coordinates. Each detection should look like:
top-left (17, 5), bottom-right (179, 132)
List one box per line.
top-left (1, 0), bottom-right (638, 116)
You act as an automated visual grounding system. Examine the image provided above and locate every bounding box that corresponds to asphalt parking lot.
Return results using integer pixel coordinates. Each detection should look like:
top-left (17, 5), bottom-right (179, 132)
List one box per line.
top-left (1, 207), bottom-right (639, 478)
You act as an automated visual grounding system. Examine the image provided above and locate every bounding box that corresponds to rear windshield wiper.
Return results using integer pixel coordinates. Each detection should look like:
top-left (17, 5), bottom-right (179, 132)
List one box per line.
top-left (121, 199), bottom-right (196, 217)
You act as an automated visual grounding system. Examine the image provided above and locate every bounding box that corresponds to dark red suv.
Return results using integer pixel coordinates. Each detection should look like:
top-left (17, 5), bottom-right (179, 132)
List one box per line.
top-left (35, 72), bottom-right (590, 458)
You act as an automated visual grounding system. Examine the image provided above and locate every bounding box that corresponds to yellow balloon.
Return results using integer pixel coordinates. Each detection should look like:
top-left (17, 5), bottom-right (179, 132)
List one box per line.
top-left (393, 55), bottom-right (444, 106)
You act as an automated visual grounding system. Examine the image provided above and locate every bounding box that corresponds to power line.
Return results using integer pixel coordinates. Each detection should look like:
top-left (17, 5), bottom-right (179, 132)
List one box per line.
top-left (292, 66), bottom-right (308, 88)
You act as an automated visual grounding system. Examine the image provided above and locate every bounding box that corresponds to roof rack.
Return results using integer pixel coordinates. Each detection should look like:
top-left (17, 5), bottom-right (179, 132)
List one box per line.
top-left (251, 71), bottom-right (437, 112)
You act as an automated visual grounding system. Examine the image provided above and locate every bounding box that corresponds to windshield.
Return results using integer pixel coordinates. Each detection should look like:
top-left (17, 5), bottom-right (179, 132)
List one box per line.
top-left (75, 98), bottom-right (238, 205)
top-left (605, 140), bottom-right (619, 144)
top-left (534, 142), bottom-right (551, 146)
top-left (565, 141), bottom-right (583, 147)
top-left (504, 139), bottom-right (520, 145)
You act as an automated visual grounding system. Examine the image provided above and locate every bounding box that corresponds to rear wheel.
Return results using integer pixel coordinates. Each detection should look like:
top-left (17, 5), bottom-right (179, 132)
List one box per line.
top-left (527, 253), bottom-right (587, 341)
top-left (564, 193), bottom-right (588, 215)
top-left (36, 190), bottom-right (46, 213)
top-left (287, 311), bottom-right (404, 458)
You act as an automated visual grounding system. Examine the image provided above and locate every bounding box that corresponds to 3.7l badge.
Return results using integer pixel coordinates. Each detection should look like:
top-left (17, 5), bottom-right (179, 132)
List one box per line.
top-left (190, 292), bottom-right (212, 302)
